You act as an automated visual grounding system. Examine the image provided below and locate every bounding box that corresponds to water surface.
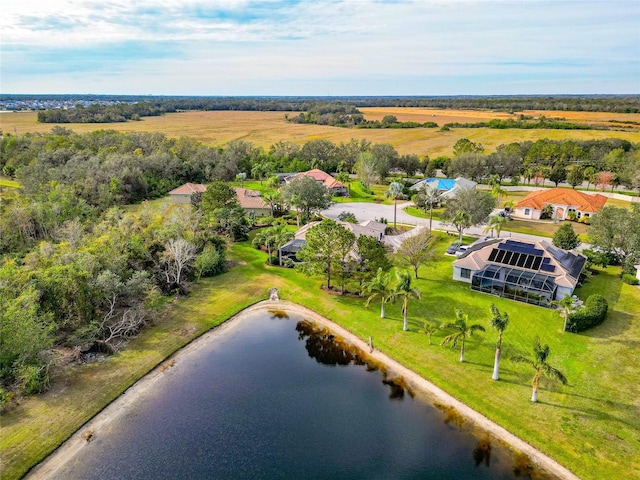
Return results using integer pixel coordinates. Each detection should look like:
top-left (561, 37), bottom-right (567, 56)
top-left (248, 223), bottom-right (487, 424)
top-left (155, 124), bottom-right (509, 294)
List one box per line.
top-left (53, 309), bottom-right (551, 479)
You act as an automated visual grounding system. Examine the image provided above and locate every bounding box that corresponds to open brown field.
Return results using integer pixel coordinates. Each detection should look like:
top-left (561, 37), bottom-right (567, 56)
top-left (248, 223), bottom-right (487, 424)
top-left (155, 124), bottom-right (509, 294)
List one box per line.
top-left (2, 110), bottom-right (639, 157)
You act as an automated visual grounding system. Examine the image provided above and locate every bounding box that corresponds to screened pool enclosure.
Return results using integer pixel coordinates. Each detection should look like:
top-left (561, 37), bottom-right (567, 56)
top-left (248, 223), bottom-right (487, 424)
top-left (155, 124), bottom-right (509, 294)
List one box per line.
top-left (471, 264), bottom-right (557, 306)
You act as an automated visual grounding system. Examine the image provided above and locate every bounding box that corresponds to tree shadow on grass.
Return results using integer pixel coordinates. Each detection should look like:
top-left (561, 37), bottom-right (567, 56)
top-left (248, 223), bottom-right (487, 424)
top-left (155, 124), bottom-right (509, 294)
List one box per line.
top-left (579, 311), bottom-right (633, 339)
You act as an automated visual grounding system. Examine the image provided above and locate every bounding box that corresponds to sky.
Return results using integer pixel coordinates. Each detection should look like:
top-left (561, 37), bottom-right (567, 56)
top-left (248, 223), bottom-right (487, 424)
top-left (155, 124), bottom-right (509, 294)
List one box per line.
top-left (1, 0), bottom-right (639, 95)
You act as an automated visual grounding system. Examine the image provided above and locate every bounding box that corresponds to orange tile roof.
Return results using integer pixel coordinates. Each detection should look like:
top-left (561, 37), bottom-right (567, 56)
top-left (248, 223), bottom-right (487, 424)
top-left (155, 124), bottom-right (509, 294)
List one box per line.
top-left (168, 183), bottom-right (207, 195)
top-left (233, 187), bottom-right (268, 209)
top-left (294, 169), bottom-right (346, 189)
top-left (515, 188), bottom-right (607, 213)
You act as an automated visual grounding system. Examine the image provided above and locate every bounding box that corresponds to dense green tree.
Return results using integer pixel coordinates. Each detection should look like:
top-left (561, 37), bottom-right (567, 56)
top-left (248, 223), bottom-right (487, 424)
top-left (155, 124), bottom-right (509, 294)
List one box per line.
top-left (589, 205), bottom-right (640, 273)
top-left (370, 143), bottom-right (398, 180)
top-left (280, 176), bottom-right (333, 225)
top-left (549, 163), bottom-right (568, 187)
top-left (553, 223), bottom-right (581, 250)
top-left (567, 166), bottom-right (584, 188)
top-left (297, 219), bottom-right (355, 290)
top-left (201, 181), bottom-right (238, 212)
top-left (443, 188), bottom-right (498, 242)
top-left (453, 138), bottom-right (484, 156)
top-left (354, 152), bottom-right (381, 189)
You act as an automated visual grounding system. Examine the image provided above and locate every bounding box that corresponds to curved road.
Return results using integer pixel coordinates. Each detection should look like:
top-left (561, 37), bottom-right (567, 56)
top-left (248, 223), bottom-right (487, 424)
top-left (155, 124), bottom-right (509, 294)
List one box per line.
top-left (322, 201), bottom-right (590, 250)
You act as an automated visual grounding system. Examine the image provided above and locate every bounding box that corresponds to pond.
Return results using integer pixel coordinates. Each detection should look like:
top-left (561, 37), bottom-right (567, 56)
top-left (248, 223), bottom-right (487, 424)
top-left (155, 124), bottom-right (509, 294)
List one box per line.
top-left (50, 308), bottom-right (552, 479)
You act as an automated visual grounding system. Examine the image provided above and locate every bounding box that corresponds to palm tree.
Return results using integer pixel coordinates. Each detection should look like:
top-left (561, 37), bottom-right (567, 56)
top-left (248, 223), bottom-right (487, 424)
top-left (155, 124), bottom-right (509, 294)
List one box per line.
top-left (550, 294), bottom-right (574, 332)
top-left (483, 215), bottom-right (507, 238)
top-left (419, 184), bottom-right (440, 232)
top-left (385, 181), bottom-right (405, 229)
top-left (389, 270), bottom-right (421, 331)
top-left (420, 320), bottom-right (438, 345)
top-left (489, 304), bottom-right (510, 380)
top-left (363, 268), bottom-right (394, 318)
top-left (262, 190), bottom-right (280, 217)
top-left (512, 338), bottom-right (568, 402)
top-left (441, 309), bottom-right (486, 362)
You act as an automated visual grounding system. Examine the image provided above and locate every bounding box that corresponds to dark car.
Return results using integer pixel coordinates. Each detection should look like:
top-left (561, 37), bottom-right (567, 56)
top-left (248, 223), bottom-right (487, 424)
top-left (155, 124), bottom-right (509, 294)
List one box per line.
top-left (446, 242), bottom-right (462, 255)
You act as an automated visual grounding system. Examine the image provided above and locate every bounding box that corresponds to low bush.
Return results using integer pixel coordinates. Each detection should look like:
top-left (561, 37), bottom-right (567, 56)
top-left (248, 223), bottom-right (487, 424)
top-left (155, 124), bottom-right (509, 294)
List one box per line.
top-left (622, 273), bottom-right (639, 285)
top-left (16, 363), bottom-right (51, 395)
top-left (566, 294), bottom-right (608, 332)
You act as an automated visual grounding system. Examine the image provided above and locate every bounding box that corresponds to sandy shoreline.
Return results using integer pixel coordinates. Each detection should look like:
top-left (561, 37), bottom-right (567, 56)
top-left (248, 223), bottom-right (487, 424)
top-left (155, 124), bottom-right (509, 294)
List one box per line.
top-left (26, 300), bottom-right (580, 480)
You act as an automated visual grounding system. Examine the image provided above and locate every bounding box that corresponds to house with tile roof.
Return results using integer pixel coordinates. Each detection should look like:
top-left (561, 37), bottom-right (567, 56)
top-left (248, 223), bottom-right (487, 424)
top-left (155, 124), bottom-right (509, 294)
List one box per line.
top-left (232, 187), bottom-right (271, 217)
top-left (513, 188), bottom-right (607, 221)
top-left (168, 183), bottom-right (207, 204)
top-left (286, 169), bottom-right (348, 196)
top-left (452, 238), bottom-right (586, 307)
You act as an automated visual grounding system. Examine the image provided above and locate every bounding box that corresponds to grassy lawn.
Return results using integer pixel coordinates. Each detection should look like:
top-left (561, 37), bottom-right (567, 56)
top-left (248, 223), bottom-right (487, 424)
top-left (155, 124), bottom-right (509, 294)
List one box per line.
top-left (332, 182), bottom-right (391, 204)
top-left (2, 233), bottom-right (639, 480)
top-left (403, 206), bottom-right (445, 221)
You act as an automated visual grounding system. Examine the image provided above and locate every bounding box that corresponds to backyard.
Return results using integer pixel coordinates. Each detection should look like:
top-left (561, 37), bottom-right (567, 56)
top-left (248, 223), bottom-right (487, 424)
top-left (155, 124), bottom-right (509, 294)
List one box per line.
top-left (1, 230), bottom-right (638, 480)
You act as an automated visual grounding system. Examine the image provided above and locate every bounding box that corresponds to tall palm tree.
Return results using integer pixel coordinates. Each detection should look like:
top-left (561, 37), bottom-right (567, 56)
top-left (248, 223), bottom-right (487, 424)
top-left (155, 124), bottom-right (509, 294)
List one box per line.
top-left (483, 215), bottom-right (507, 238)
top-left (389, 270), bottom-right (421, 331)
top-left (385, 181), bottom-right (405, 229)
top-left (441, 309), bottom-right (486, 362)
top-left (512, 338), bottom-right (568, 402)
top-left (363, 268), bottom-right (394, 318)
top-left (550, 294), bottom-right (574, 332)
top-left (419, 184), bottom-right (440, 232)
top-left (489, 304), bottom-right (510, 380)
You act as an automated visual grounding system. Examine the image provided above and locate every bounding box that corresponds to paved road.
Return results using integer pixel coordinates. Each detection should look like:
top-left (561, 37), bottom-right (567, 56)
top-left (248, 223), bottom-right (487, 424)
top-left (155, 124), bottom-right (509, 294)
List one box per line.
top-left (322, 201), bottom-right (591, 250)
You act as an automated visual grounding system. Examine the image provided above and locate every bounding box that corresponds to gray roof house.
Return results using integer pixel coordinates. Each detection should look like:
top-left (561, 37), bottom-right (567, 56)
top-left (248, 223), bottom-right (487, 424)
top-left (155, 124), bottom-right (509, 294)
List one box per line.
top-left (452, 238), bottom-right (586, 307)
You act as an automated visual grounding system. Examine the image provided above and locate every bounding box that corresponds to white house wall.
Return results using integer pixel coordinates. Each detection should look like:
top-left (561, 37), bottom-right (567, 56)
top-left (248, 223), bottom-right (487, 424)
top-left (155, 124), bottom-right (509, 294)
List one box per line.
top-left (453, 266), bottom-right (474, 283)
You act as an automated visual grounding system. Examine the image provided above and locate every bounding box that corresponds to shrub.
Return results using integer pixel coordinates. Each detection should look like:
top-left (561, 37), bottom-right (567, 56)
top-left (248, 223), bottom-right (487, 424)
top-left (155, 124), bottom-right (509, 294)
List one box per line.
top-left (16, 363), bottom-right (51, 395)
top-left (566, 211), bottom-right (577, 221)
top-left (622, 274), bottom-right (639, 285)
top-left (566, 294), bottom-right (608, 332)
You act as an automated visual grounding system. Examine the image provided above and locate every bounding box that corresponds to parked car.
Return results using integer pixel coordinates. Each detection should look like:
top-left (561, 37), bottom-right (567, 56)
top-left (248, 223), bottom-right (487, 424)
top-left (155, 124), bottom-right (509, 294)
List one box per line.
top-left (446, 242), bottom-right (462, 255)
top-left (455, 245), bottom-right (470, 257)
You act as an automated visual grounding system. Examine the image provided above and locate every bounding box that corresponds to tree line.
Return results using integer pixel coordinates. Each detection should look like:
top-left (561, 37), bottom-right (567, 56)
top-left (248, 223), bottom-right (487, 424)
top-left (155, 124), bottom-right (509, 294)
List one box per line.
top-left (22, 94), bottom-right (640, 123)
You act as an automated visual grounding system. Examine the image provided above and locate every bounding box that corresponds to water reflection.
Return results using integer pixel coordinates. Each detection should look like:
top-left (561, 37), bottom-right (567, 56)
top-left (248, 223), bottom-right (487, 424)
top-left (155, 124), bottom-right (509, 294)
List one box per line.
top-left (268, 309), bottom-right (289, 319)
top-left (513, 452), bottom-right (536, 479)
top-left (295, 320), bottom-right (365, 367)
top-left (296, 320), bottom-right (413, 401)
top-left (473, 434), bottom-right (492, 467)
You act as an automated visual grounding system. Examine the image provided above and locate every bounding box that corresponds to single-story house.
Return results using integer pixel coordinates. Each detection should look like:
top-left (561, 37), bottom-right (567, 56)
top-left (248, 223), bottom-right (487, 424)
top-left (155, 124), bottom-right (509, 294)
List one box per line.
top-left (279, 219), bottom-right (388, 263)
top-left (286, 169), bottom-right (348, 196)
top-left (410, 177), bottom-right (477, 200)
top-left (168, 183), bottom-right (207, 204)
top-left (513, 188), bottom-right (607, 221)
top-left (233, 187), bottom-right (271, 217)
top-left (452, 237), bottom-right (586, 307)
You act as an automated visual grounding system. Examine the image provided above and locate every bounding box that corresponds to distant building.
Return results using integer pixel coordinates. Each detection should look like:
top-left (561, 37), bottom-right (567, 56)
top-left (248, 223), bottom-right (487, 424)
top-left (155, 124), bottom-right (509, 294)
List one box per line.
top-left (168, 183), bottom-right (206, 204)
top-left (232, 187), bottom-right (271, 217)
top-left (514, 188), bottom-right (607, 221)
top-left (286, 169), bottom-right (348, 196)
top-left (169, 183), bottom-right (270, 216)
top-left (452, 238), bottom-right (586, 307)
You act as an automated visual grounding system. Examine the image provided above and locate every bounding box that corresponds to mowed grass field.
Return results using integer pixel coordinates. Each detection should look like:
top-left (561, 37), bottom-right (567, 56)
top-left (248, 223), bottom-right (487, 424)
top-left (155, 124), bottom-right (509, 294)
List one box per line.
top-left (3, 110), bottom-right (639, 157)
top-left (2, 233), bottom-right (639, 480)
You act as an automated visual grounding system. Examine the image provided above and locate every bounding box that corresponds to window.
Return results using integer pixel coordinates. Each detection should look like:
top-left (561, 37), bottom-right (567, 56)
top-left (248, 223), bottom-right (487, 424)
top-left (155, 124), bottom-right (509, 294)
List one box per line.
top-left (460, 268), bottom-right (471, 279)
top-left (524, 208), bottom-right (530, 215)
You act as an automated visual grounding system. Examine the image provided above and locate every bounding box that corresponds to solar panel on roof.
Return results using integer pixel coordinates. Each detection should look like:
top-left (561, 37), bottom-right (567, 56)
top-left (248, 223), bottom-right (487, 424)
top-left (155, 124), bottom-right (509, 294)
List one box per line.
top-left (496, 250), bottom-right (506, 263)
top-left (488, 249), bottom-right (498, 262)
top-left (517, 254), bottom-right (528, 267)
top-left (509, 253), bottom-right (520, 266)
top-left (503, 251), bottom-right (513, 264)
top-left (540, 264), bottom-right (556, 273)
top-left (523, 255), bottom-right (534, 269)
top-left (532, 257), bottom-right (543, 270)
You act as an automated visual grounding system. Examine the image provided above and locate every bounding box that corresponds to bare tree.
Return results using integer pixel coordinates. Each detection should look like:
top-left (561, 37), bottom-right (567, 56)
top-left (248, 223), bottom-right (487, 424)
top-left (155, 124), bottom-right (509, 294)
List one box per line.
top-left (396, 228), bottom-right (433, 278)
top-left (162, 238), bottom-right (197, 291)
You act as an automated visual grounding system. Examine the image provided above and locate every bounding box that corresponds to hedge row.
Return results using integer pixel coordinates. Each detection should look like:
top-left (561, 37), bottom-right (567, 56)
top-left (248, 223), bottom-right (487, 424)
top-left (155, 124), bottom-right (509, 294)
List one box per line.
top-left (567, 294), bottom-right (608, 332)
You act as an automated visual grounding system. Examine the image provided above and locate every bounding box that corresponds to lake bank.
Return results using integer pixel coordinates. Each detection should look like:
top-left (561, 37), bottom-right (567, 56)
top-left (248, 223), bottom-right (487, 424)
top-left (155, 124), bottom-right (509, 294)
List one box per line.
top-left (26, 300), bottom-right (577, 480)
